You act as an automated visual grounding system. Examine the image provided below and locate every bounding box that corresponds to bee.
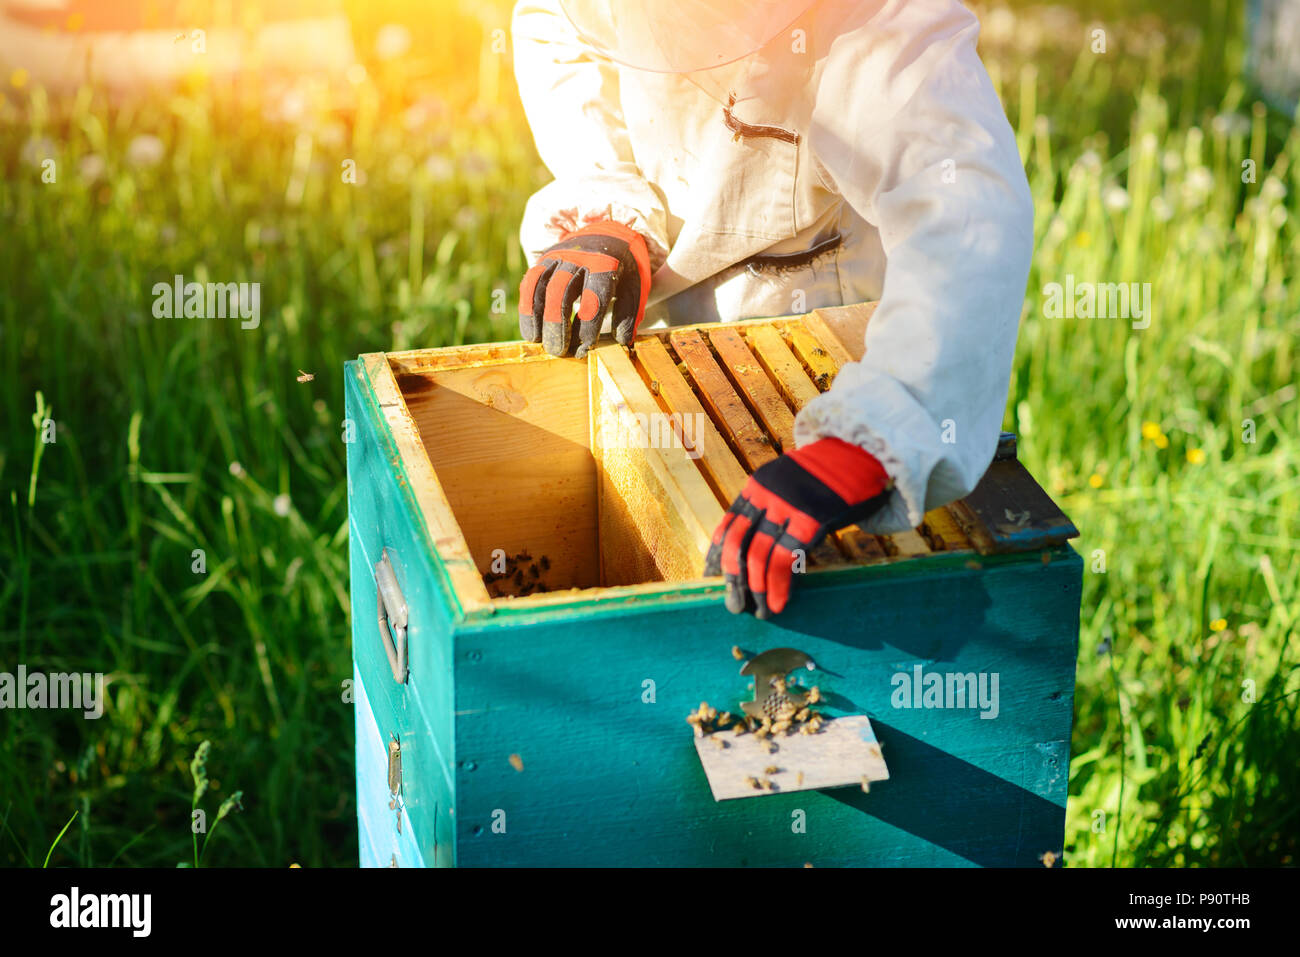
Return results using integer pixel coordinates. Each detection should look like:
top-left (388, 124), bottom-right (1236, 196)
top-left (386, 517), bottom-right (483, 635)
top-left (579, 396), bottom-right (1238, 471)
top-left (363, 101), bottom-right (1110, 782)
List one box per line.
top-left (508, 753), bottom-right (524, 772)
top-left (807, 686), bottom-right (822, 704)
top-left (539, 556), bottom-right (551, 572)
top-left (803, 862), bottom-right (813, 868)
top-left (771, 720), bottom-right (791, 735)
top-left (296, 370), bottom-right (315, 383)
top-left (745, 776), bottom-right (762, 790)
top-left (860, 776), bottom-right (871, 794)
top-left (712, 736), bottom-right (728, 750)
top-left (759, 777), bottom-right (775, 791)
top-left (796, 772), bottom-right (805, 787)
top-left (794, 707), bottom-right (810, 722)
top-left (765, 740), bottom-right (778, 754)
top-left (731, 645), bottom-right (745, 660)
top-left (764, 765), bottom-right (780, 775)
top-left (1040, 851), bottom-right (1059, 868)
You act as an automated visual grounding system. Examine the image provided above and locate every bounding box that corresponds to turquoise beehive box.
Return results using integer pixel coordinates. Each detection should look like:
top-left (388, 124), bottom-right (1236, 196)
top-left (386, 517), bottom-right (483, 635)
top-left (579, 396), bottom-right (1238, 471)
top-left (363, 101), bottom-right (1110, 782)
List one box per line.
top-left (346, 304), bottom-right (1081, 867)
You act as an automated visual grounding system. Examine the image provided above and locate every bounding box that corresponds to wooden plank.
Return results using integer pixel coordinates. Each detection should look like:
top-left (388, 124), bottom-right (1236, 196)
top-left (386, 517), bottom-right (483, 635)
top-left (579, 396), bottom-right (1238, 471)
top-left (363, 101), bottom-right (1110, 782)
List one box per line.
top-left (807, 301), bottom-right (877, 362)
top-left (360, 354), bottom-right (493, 612)
top-left (668, 328), bottom-right (778, 471)
top-left (835, 526), bottom-right (889, 563)
top-left (922, 507), bottom-right (972, 552)
top-left (801, 311), bottom-right (856, 368)
top-left (948, 458), bottom-right (1080, 555)
top-left (388, 341), bottom-right (551, 374)
top-left (786, 324), bottom-right (840, 391)
top-left (883, 528), bottom-right (933, 558)
top-left (591, 344), bottom-right (724, 583)
top-left (707, 326), bottom-right (797, 453)
top-left (399, 357), bottom-right (600, 592)
top-left (633, 336), bottom-right (750, 503)
top-left (692, 715), bottom-right (890, 801)
top-left (746, 325), bottom-right (821, 411)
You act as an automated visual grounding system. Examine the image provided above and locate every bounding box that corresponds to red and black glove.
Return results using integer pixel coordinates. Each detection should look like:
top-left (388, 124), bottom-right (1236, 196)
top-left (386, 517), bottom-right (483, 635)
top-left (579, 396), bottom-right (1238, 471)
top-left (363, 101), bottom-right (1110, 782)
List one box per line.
top-left (704, 438), bottom-right (891, 619)
top-left (518, 221), bottom-right (652, 358)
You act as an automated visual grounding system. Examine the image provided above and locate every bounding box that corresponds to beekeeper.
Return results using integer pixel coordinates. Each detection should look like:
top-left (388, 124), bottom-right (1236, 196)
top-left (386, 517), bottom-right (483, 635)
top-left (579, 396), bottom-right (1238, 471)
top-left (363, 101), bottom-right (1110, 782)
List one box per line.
top-left (514, 0), bottom-right (1034, 618)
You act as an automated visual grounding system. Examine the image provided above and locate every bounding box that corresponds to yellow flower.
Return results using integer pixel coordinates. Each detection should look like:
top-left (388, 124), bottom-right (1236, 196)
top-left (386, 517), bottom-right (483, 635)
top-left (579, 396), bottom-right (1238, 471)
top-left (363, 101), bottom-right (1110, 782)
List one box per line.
top-left (1141, 421), bottom-right (1162, 440)
top-left (1210, 618), bottom-right (1227, 632)
top-left (1154, 433), bottom-right (1169, 449)
top-left (1074, 231), bottom-right (1092, 248)
top-left (10, 68), bottom-right (28, 89)
top-left (1187, 448), bottom-right (1206, 464)
top-left (1088, 473), bottom-right (1103, 488)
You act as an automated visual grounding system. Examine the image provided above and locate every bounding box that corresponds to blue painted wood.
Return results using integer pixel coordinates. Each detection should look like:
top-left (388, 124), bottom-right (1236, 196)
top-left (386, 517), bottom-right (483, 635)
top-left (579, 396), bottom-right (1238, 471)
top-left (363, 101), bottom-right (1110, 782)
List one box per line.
top-left (346, 357), bottom-right (1083, 867)
top-left (355, 663), bottom-right (428, 868)
top-left (448, 548), bottom-right (1080, 867)
top-left (346, 360), bottom-right (456, 866)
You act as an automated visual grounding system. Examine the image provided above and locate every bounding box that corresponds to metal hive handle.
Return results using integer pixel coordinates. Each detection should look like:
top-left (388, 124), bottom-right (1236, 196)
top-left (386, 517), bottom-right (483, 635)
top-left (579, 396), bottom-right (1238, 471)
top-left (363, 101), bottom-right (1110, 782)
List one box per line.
top-left (375, 549), bottom-right (409, 684)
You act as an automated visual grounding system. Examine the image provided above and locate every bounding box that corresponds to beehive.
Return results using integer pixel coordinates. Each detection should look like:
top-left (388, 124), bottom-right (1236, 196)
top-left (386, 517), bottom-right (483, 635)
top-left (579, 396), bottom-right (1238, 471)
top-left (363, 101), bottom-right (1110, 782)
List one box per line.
top-left (346, 302), bottom-right (1081, 867)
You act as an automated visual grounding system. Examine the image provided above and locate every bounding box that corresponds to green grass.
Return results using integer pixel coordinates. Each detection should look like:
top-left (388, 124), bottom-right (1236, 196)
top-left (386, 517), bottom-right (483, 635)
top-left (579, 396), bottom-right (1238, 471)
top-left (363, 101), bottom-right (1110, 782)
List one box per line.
top-left (0, 0), bottom-right (1296, 866)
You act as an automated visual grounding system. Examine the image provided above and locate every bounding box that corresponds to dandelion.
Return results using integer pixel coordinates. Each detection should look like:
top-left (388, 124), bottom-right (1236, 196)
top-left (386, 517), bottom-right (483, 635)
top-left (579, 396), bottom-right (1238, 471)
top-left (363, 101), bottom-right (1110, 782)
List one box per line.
top-left (375, 24), bottom-right (411, 60)
top-left (1141, 421), bottom-right (1162, 441)
top-left (1186, 448), bottom-right (1206, 465)
top-left (19, 136), bottom-right (55, 168)
top-left (424, 154), bottom-right (455, 182)
top-left (1088, 473), bottom-right (1103, 489)
top-left (1103, 185), bottom-right (1131, 211)
top-left (78, 153), bottom-right (105, 182)
top-left (125, 134), bottom-right (165, 169)
top-left (1154, 433), bottom-right (1169, 450)
top-left (10, 67), bottom-right (28, 89)
top-left (1210, 618), bottom-right (1227, 632)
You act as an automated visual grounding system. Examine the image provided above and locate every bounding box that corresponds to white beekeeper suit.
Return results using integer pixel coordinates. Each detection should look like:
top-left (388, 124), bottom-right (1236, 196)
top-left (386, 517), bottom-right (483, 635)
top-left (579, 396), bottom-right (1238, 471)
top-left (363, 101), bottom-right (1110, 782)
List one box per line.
top-left (513, 0), bottom-right (1034, 534)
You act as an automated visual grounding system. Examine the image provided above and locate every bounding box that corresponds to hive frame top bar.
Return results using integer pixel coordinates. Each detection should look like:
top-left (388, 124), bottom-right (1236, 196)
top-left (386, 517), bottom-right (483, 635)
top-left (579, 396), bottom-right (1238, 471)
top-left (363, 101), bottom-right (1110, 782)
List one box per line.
top-left (358, 301), bottom-right (1076, 622)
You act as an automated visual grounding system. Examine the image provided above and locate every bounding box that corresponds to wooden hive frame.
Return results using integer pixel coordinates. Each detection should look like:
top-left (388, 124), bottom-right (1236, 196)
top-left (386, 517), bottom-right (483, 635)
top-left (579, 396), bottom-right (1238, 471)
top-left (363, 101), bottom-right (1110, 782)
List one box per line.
top-left (358, 302), bottom-right (1075, 617)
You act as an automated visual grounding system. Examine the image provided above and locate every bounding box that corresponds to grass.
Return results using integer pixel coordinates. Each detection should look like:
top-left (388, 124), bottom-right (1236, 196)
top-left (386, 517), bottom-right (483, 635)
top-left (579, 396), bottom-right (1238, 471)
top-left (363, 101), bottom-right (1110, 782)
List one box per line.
top-left (0, 0), bottom-right (1296, 867)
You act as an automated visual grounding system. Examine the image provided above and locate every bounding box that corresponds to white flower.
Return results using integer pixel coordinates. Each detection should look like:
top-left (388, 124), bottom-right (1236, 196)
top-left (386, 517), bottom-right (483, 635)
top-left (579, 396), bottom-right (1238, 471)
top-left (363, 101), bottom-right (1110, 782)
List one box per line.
top-left (78, 153), bottom-right (105, 181)
top-left (229, 461), bottom-right (246, 478)
top-left (273, 494), bottom-right (291, 517)
top-left (374, 24), bottom-right (411, 60)
top-left (1211, 112), bottom-right (1251, 138)
top-left (1161, 150), bottom-right (1181, 173)
top-left (1103, 186), bottom-right (1131, 211)
top-left (1151, 196), bottom-right (1173, 222)
top-left (20, 136), bottom-right (55, 167)
top-left (1260, 177), bottom-right (1288, 202)
top-left (423, 154), bottom-right (455, 182)
top-left (1182, 167), bottom-right (1215, 202)
top-left (126, 134), bottom-right (165, 169)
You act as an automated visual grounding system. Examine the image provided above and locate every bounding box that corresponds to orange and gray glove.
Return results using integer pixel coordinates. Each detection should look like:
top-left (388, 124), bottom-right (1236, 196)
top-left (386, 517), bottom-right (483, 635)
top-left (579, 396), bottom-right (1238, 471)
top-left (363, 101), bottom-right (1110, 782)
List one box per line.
top-left (518, 221), bottom-right (652, 358)
top-left (705, 438), bottom-right (892, 619)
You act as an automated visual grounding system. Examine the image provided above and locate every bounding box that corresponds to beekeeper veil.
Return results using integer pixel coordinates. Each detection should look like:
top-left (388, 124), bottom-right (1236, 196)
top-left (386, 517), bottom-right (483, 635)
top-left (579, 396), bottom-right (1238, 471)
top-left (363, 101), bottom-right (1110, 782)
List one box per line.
top-left (559, 0), bottom-right (817, 74)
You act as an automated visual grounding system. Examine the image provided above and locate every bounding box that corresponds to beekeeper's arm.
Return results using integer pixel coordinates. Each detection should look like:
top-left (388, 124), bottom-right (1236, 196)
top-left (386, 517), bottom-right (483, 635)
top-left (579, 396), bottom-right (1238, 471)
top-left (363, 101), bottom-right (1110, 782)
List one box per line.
top-left (709, 0), bottom-right (1034, 618)
top-left (512, 1), bottom-right (669, 356)
top-left (794, 0), bottom-right (1034, 535)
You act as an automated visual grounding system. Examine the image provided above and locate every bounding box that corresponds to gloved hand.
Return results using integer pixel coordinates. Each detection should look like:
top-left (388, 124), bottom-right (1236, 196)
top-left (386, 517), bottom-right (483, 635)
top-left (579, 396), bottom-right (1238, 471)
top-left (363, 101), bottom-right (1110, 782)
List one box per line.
top-left (704, 437), bottom-right (892, 619)
top-left (518, 221), bottom-right (652, 358)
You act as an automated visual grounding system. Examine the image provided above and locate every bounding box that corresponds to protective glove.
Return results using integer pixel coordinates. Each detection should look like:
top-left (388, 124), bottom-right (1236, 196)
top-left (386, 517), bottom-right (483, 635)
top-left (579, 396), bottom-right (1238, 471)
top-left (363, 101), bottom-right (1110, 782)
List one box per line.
top-left (704, 437), bottom-right (892, 619)
top-left (518, 221), bottom-right (652, 358)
